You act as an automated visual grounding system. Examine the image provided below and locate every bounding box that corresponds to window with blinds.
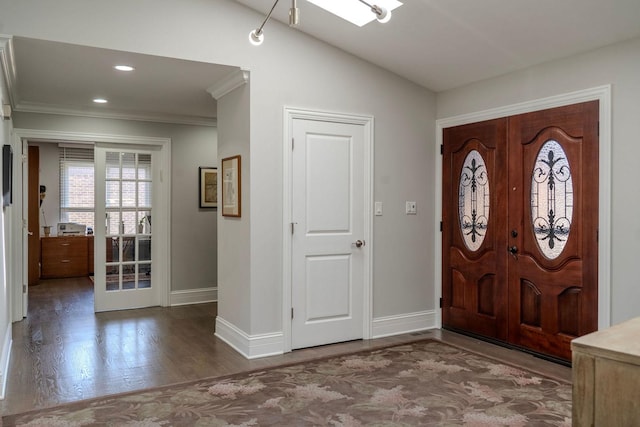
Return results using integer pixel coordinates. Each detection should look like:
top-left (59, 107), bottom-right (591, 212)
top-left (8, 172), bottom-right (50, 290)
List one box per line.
top-left (59, 146), bottom-right (95, 231)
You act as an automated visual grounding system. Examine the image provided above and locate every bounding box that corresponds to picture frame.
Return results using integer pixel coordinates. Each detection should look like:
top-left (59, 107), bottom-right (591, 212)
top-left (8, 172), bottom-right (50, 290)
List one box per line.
top-left (221, 155), bottom-right (241, 217)
top-left (199, 167), bottom-right (217, 208)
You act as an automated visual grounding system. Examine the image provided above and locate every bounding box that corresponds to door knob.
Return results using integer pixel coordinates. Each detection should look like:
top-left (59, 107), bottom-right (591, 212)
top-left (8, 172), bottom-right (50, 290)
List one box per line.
top-left (28, 231), bottom-right (34, 236)
top-left (508, 245), bottom-right (518, 259)
top-left (354, 239), bottom-right (365, 248)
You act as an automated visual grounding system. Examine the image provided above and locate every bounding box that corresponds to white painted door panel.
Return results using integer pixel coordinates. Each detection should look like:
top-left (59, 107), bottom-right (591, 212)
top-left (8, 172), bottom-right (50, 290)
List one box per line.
top-left (291, 119), bottom-right (365, 349)
top-left (94, 145), bottom-right (159, 312)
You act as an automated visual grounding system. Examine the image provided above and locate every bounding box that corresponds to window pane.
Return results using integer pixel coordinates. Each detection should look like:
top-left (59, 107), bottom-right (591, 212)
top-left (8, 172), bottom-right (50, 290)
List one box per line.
top-left (106, 211), bottom-right (121, 235)
top-left (105, 181), bottom-right (120, 208)
top-left (106, 152), bottom-right (120, 179)
top-left (138, 182), bottom-right (152, 208)
top-left (122, 153), bottom-right (136, 179)
top-left (122, 181), bottom-right (136, 207)
top-left (138, 154), bottom-right (151, 180)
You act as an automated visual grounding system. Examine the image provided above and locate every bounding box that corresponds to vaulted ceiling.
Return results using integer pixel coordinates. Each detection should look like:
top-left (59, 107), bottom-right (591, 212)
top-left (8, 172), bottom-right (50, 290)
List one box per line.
top-left (3, 0), bottom-right (640, 123)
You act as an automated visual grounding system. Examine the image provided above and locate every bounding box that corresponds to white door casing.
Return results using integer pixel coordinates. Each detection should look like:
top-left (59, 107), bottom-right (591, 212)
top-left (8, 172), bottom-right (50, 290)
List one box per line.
top-left (284, 108), bottom-right (373, 350)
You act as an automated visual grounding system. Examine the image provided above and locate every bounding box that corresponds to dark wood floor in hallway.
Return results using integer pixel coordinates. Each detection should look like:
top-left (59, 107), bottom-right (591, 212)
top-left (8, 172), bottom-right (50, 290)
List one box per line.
top-left (0, 277), bottom-right (571, 416)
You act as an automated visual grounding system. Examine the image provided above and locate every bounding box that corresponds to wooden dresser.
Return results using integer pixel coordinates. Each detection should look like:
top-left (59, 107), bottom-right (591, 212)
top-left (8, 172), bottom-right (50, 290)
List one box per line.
top-left (572, 316), bottom-right (640, 426)
top-left (41, 236), bottom-right (94, 279)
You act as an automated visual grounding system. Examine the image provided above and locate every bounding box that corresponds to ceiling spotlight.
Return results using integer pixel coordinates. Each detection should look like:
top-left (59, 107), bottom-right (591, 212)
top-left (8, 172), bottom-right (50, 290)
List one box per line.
top-left (358, 0), bottom-right (392, 23)
top-left (114, 65), bottom-right (135, 72)
top-left (93, 98), bottom-right (108, 104)
top-left (249, 29), bottom-right (264, 46)
top-left (248, 0), bottom-right (281, 46)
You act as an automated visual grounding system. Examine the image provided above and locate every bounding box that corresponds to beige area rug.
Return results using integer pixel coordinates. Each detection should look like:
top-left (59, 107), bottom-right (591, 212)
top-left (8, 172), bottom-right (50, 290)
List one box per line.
top-left (1, 340), bottom-right (571, 426)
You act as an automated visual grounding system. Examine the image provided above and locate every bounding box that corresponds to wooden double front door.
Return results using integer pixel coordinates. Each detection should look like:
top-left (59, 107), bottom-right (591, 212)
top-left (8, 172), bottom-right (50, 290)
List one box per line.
top-left (442, 101), bottom-right (599, 361)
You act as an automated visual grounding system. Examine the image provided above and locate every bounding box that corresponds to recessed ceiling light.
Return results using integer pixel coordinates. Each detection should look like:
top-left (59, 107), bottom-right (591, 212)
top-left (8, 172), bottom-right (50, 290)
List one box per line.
top-left (307, 0), bottom-right (402, 27)
top-left (93, 98), bottom-right (108, 104)
top-left (114, 65), bottom-right (135, 72)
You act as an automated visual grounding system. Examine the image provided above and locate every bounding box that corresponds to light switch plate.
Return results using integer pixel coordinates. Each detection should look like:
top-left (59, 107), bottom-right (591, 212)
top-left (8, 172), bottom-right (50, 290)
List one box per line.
top-left (406, 201), bottom-right (417, 214)
top-left (375, 201), bottom-right (383, 216)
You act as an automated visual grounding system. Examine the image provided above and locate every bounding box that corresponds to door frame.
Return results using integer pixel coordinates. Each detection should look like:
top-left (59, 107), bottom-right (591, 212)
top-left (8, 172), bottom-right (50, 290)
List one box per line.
top-left (282, 107), bottom-right (374, 353)
top-left (10, 128), bottom-right (171, 320)
top-left (434, 85), bottom-right (612, 331)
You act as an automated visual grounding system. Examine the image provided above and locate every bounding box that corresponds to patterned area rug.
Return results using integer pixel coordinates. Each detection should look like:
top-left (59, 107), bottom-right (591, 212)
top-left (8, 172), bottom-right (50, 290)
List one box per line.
top-left (2, 340), bottom-right (571, 426)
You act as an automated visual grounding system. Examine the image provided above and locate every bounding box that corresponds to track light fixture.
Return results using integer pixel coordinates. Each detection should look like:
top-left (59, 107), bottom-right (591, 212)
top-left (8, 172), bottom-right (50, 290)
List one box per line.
top-left (248, 0), bottom-right (280, 46)
top-left (249, 0), bottom-right (399, 45)
top-left (357, 0), bottom-right (392, 23)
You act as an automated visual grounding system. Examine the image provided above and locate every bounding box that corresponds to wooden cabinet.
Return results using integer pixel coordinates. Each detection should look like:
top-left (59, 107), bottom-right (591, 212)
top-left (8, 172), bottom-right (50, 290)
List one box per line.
top-left (41, 236), bottom-right (93, 279)
top-left (572, 317), bottom-right (640, 426)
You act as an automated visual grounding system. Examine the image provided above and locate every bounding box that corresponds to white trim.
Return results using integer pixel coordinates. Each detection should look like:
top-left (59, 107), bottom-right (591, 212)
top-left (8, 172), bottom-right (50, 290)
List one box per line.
top-left (372, 310), bottom-right (437, 339)
top-left (207, 69), bottom-right (249, 100)
top-left (434, 85), bottom-right (612, 331)
top-left (282, 107), bottom-right (374, 353)
top-left (0, 323), bottom-right (12, 400)
top-left (170, 287), bottom-right (218, 306)
top-left (11, 128), bottom-right (172, 317)
top-left (215, 316), bottom-right (284, 359)
top-left (0, 35), bottom-right (17, 109)
top-left (13, 102), bottom-right (217, 127)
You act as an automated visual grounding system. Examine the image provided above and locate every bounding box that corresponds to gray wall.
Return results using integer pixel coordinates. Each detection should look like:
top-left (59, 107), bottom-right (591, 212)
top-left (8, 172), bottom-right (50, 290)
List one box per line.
top-left (1, 0), bottom-right (437, 339)
top-left (0, 59), bottom-right (12, 395)
top-left (13, 112), bottom-right (218, 292)
top-left (437, 36), bottom-right (640, 325)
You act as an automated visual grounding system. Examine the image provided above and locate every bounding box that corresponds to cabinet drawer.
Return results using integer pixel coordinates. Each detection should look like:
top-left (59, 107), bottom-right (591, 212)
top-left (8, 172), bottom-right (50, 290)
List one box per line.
top-left (40, 236), bottom-right (90, 278)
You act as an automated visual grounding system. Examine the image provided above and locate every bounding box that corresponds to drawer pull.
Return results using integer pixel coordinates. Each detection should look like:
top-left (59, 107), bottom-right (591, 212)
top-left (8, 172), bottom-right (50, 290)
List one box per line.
top-left (60, 260), bottom-right (71, 263)
top-left (60, 243), bottom-right (71, 246)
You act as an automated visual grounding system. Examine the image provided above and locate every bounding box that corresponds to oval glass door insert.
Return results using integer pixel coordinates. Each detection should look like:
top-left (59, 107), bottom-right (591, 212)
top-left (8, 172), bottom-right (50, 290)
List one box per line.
top-left (531, 139), bottom-right (573, 259)
top-left (459, 150), bottom-right (489, 251)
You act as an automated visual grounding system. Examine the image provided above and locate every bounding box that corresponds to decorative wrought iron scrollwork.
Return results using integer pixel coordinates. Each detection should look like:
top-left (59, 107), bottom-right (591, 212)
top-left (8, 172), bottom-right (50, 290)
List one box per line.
top-left (531, 140), bottom-right (573, 259)
top-left (459, 150), bottom-right (489, 251)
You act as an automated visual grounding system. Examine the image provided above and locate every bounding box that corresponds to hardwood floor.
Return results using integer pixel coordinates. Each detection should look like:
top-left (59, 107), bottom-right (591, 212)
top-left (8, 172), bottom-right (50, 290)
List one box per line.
top-left (0, 277), bottom-right (571, 416)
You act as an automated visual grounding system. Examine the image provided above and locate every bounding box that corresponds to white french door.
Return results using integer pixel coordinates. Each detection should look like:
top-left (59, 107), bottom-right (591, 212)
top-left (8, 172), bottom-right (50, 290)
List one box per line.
top-left (290, 116), bottom-right (369, 349)
top-left (94, 145), bottom-right (160, 312)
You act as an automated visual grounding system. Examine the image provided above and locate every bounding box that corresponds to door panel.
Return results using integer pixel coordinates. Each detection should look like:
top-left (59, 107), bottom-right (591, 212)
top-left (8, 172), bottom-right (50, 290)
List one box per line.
top-left (508, 101), bottom-right (599, 360)
top-left (28, 145), bottom-right (40, 286)
top-left (291, 119), bottom-right (365, 349)
top-left (94, 146), bottom-right (157, 312)
top-left (442, 101), bottom-right (599, 361)
top-left (442, 118), bottom-right (508, 341)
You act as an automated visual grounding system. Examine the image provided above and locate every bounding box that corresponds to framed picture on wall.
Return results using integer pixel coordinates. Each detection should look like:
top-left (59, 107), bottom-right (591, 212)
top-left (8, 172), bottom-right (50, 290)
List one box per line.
top-left (221, 155), bottom-right (241, 217)
top-left (199, 167), bottom-right (217, 208)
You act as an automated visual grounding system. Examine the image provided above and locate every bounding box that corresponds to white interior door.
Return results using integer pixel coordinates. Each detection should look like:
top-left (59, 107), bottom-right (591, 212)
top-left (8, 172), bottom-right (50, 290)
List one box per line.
top-left (291, 118), bottom-right (367, 349)
top-left (94, 145), bottom-right (159, 312)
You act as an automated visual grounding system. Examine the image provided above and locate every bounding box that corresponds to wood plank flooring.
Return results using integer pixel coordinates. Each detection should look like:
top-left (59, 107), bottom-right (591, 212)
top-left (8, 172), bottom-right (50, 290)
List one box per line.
top-left (0, 277), bottom-right (571, 416)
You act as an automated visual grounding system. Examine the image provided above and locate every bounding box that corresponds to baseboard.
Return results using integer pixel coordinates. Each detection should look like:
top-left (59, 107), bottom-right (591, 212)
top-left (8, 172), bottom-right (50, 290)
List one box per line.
top-left (0, 322), bottom-right (12, 400)
top-left (372, 310), bottom-right (438, 339)
top-left (215, 316), bottom-right (284, 360)
top-left (170, 287), bottom-right (217, 306)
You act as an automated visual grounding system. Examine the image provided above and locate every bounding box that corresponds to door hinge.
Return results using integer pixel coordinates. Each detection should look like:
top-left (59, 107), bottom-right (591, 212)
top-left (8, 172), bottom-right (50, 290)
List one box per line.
top-left (23, 284), bottom-right (27, 294)
top-left (291, 307), bottom-right (294, 319)
top-left (291, 222), bottom-right (295, 235)
top-left (440, 144), bottom-right (444, 155)
top-left (440, 221), bottom-right (443, 232)
top-left (439, 297), bottom-right (443, 308)
top-left (292, 138), bottom-right (295, 150)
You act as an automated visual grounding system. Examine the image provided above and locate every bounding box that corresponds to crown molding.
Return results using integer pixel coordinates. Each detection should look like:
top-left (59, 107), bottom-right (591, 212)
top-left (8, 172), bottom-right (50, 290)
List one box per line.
top-left (0, 35), bottom-right (17, 108)
top-left (14, 101), bottom-right (217, 127)
top-left (207, 69), bottom-right (249, 100)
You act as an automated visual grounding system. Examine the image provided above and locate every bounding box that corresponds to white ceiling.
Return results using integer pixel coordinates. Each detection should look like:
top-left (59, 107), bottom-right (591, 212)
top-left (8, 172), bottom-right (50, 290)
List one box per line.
top-left (237, 0), bottom-right (640, 91)
top-left (4, 0), bottom-right (640, 123)
top-left (5, 37), bottom-right (238, 125)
